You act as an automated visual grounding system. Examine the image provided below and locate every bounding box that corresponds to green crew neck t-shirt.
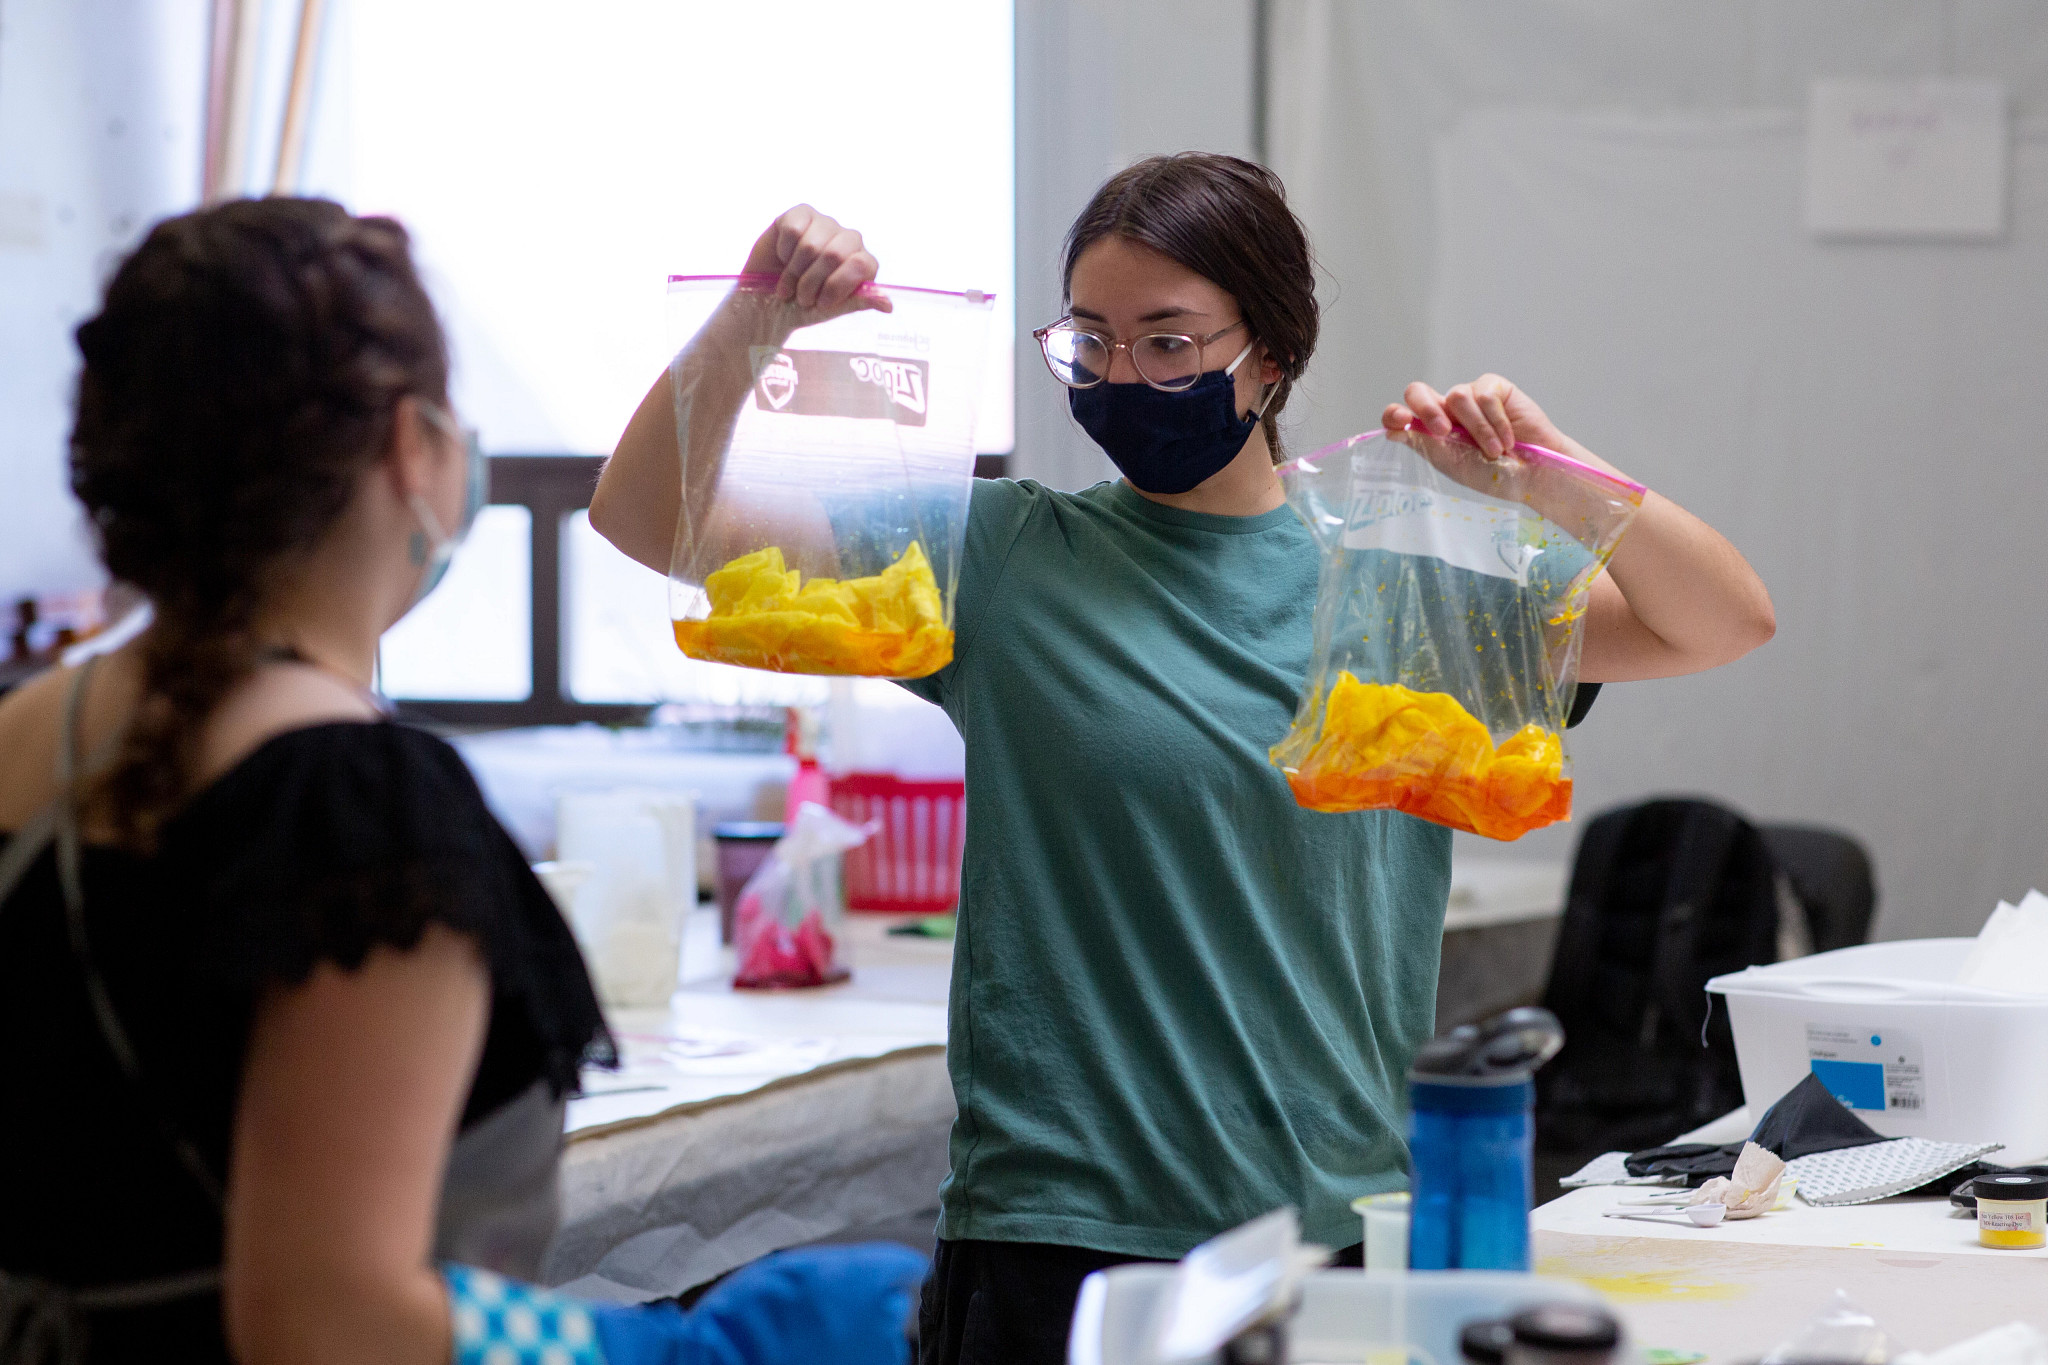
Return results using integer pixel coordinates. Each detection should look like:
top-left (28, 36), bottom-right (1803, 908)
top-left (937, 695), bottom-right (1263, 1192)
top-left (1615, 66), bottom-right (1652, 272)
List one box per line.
top-left (898, 477), bottom-right (1453, 1258)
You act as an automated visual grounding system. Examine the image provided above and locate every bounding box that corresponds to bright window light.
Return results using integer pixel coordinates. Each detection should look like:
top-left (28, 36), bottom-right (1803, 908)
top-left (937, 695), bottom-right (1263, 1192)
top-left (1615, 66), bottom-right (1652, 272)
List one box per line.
top-left (379, 505), bottom-right (532, 700)
top-left (305, 0), bottom-right (1015, 459)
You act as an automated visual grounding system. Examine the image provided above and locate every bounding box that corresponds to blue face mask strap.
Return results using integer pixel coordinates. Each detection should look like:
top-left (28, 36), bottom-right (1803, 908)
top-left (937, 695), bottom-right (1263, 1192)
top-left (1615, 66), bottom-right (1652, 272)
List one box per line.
top-left (406, 400), bottom-right (484, 604)
top-left (409, 493), bottom-right (456, 566)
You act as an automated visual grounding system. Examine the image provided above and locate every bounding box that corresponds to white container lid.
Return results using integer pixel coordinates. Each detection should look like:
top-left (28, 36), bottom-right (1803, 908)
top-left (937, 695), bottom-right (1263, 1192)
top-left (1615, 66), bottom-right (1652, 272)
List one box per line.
top-left (1708, 937), bottom-right (2045, 1004)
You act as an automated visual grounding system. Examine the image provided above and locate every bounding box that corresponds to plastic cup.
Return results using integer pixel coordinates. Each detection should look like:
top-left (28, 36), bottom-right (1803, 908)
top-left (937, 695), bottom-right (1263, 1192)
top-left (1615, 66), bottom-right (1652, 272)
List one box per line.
top-left (1353, 1191), bottom-right (1412, 1270)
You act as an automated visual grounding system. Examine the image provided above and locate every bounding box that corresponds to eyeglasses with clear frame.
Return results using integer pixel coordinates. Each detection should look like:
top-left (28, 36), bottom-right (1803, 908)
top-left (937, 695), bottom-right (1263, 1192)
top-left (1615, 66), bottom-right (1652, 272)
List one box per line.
top-left (1033, 317), bottom-right (1252, 392)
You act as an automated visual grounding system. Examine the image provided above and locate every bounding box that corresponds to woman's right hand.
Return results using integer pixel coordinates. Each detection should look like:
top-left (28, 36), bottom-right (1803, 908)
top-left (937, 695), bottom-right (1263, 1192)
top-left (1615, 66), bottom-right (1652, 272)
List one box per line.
top-left (592, 204), bottom-right (883, 577)
top-left (740, 204), bottom-right (891, 322)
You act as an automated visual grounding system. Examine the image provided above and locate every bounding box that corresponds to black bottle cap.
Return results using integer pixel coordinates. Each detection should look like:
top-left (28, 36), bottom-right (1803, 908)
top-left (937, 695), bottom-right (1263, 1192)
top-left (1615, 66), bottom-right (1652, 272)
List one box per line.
top-left (712, 822), bottom-right (785, 840)
top-left (1460, 1319), bottom-right (1515, 1365)
top-left (1411, 1006), bottom-right (1566, 1080)
top-left (1974, 1173), bottom-right (2048, 1202)
top-left (1509, 1304), bottom-right (1622, 1352)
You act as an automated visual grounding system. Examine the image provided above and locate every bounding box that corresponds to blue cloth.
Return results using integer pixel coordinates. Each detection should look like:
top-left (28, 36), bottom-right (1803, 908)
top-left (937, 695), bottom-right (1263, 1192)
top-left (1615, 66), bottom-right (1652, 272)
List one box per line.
top-left (593, 1246), bottom-right (925, 1365)
top-left (446, 1244), bottom-right (924, 1365)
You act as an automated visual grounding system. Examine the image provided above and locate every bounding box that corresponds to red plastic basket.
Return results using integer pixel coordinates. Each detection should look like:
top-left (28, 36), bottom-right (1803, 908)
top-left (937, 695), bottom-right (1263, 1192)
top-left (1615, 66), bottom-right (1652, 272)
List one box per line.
top-left (828, 772), bottom-right (966, 915)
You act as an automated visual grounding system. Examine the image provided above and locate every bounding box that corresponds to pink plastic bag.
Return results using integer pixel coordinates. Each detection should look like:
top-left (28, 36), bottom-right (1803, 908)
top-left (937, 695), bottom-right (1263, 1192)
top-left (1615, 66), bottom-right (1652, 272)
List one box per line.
top-left (732, 803), bottom-right (874, 989)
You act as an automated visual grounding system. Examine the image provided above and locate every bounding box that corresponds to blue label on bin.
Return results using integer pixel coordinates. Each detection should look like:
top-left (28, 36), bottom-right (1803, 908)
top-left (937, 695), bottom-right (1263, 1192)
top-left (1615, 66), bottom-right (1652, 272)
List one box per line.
top-left (1809, 1058), bottom-right (1887, 1112)
top-left (1805, 1023), bottom-right (1925, 1113)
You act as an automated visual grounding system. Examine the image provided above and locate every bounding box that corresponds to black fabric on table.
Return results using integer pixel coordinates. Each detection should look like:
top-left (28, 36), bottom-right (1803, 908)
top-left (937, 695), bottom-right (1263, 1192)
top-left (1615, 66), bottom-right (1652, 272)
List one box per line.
top-left (1624, 1072), bottom-right (1889, 1183)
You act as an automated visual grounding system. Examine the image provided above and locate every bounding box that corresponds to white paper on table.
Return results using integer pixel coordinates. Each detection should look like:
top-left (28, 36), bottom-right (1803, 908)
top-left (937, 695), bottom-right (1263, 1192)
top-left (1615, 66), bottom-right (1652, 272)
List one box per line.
top-left (1804, 79), bottom-right (2008, 240)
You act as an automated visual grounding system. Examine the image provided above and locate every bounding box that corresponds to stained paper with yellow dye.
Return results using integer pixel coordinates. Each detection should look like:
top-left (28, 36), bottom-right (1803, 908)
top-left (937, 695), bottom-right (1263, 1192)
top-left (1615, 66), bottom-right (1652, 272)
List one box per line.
top-left (672, 542), bottom-right (952, 677)
top-left (1535, 1256), bottom-right (1748, 1304)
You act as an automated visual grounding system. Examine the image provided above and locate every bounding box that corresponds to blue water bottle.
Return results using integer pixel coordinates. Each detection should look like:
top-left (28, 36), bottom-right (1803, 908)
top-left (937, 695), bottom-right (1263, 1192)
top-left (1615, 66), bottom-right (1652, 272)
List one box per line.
top-left (1406, 1007), bottom-right (1565, 1271)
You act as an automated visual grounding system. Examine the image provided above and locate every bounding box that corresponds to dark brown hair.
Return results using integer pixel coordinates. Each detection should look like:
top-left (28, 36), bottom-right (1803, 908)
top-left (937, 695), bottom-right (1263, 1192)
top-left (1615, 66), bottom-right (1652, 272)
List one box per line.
top-left (69, 197), bottom-right (448, 848)
top-left (1061, 152), bottom-right (1319, 457)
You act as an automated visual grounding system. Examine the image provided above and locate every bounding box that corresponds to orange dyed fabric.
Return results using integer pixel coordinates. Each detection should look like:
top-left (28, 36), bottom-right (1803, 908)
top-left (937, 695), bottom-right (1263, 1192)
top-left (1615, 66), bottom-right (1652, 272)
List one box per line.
top-left (672, 542), bottom-right (952, 677)
top-left (1275, 674), bottom-right (1570, 840)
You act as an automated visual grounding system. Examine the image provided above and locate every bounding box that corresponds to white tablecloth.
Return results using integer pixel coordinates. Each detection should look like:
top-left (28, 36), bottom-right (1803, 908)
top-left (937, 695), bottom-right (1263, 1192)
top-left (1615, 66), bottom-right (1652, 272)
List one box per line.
top-left (544, 859), bottom-right (1567, 1300)
top-left (544, 914), bottom-right (952, 1300)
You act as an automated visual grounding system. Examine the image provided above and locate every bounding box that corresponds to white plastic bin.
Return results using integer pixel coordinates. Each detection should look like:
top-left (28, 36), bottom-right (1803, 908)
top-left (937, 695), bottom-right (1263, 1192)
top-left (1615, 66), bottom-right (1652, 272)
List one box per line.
top-left (1708, 939), bottom-right (2048, 1161)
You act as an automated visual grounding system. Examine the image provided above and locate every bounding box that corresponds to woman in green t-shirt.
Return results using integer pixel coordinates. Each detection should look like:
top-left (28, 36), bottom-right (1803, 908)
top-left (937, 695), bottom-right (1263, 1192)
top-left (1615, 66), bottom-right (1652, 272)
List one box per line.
top-left (597, 154), bottom-right (1773, 1365)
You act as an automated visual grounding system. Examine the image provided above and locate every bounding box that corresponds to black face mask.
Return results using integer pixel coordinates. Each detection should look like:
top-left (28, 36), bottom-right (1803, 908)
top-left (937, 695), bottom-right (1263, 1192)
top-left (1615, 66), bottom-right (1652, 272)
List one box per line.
top-left (1069, 343), bottom-right (1271, 495)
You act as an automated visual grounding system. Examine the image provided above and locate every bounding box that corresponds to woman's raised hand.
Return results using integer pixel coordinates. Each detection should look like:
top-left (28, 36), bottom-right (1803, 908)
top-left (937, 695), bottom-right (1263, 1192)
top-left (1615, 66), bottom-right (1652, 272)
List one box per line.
top-left (743, 204), bottom-right (892, 321)
top-left (1382, 375), bottom-right (1569, 461)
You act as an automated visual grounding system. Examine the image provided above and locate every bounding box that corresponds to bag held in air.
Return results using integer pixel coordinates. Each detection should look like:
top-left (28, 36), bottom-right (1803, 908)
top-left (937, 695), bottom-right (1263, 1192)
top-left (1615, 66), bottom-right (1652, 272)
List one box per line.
top-left (1269, 428), bottom-right (1642, 840)
top-left (664, 274), bottom-right (995, 678)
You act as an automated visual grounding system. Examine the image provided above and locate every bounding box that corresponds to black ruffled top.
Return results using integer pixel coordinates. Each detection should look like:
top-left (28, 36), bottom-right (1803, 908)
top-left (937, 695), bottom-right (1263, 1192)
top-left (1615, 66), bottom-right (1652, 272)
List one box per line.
top-left (0, 722), bottom-right (613, 1356)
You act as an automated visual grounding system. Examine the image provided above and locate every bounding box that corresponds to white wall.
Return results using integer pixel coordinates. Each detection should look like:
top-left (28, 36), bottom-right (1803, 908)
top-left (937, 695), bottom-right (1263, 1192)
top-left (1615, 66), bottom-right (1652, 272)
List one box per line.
top-left (0, 0), bottom-right (207, 603)
top-left (1269, 0), bottom-right (2048, 938)
top-left (1011, 0), bottom-right (1258, 489)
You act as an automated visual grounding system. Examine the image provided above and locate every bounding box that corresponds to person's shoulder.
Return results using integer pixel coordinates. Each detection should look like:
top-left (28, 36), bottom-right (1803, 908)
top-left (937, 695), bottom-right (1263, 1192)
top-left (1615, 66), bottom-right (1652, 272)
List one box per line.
top-left (969, 475), bottom-right (1044, 517)
top-left (971, 475), bottom-right (1129, 530)
top-left (187, 715), bottom-right (482, 839)
top-left (965, 476), bottom-right (1060, 560)
top-left (176, 713), bottom-right (610, 1089)
top-left (175, 718), bottom-right (516, 974)
top-left (0, 664), bottom-right (70, 827)
top-left (193, 661), bottom-right (385, 791)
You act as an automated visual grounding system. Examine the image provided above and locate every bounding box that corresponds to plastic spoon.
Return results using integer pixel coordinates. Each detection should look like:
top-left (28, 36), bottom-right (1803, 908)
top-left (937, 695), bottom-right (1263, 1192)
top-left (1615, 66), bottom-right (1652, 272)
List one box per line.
top-left (1603, 1204), bottom-right (1728, 1228)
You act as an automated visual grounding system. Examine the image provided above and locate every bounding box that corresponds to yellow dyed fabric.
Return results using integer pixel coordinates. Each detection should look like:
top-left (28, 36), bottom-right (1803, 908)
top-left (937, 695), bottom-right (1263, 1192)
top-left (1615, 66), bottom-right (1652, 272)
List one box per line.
top-left (1273, 673), bottom-right (1569, 840)
top-left (672, 542), bottom-right (952, 677)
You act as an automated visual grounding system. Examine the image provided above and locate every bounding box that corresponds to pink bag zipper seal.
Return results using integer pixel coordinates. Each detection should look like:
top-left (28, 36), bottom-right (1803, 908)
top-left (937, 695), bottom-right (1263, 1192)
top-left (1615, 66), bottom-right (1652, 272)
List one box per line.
top-left (1281, 426), bottom-right (1647, 499)
top-left (667, 272), bottom-right (994, 304)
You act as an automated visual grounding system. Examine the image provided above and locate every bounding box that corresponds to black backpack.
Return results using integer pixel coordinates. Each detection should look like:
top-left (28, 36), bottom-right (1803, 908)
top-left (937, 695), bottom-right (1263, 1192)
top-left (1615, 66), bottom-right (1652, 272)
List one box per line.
top-left (1534, 798), bottom-right (1782, 1163)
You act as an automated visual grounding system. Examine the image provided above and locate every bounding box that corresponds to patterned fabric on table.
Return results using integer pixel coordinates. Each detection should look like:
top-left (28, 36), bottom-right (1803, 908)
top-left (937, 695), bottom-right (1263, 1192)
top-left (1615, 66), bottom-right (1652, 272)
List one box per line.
top-left (1788, 1137), bottom-right (2003, 1206)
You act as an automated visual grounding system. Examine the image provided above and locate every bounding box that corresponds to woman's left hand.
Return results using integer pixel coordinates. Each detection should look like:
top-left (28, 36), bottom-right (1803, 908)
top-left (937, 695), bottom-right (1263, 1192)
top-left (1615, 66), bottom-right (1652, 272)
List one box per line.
top-left (1382, 374), bottom-right (1577, 462)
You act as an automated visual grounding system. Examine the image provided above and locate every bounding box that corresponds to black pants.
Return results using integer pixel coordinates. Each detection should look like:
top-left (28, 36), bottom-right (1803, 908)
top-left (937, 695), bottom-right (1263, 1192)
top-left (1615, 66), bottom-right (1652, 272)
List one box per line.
top-left (917, 1237), bottom-right (1364, 1365)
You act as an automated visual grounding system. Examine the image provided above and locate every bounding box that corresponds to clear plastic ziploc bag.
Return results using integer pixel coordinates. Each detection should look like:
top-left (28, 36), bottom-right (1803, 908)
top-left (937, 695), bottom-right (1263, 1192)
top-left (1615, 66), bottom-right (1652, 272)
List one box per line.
top-left (665, 274), bottom-right (995, 678)
top-left (1269, 429), bottom-right (1643, 840)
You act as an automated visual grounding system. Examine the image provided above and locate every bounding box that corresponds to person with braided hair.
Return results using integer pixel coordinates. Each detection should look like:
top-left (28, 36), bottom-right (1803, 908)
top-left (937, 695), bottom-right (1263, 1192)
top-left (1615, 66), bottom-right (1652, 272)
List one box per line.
top-left (0, 197), bottom-right (922, 1365)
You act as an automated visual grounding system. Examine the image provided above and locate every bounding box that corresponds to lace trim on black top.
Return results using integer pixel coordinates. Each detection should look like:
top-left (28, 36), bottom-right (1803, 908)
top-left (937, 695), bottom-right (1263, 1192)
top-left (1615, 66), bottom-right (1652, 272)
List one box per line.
top-left (162, 722), bottom-right (615, 1093)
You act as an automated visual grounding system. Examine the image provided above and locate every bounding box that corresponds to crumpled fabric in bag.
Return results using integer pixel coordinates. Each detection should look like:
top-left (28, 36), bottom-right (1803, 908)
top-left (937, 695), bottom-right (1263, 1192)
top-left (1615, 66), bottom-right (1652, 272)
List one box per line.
top-left (1268, 428), bottom-right (1641, 841)
top-left (732, 803), bottom-right (874, 989)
